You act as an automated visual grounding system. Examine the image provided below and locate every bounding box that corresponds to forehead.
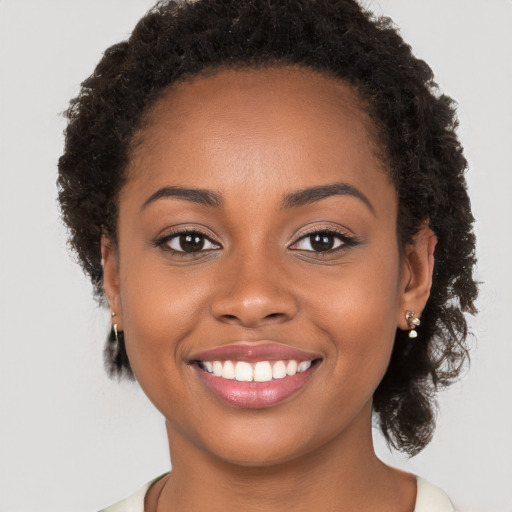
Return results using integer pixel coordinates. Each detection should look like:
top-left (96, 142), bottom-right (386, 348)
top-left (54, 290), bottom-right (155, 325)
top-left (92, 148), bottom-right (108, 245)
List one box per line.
top-left (143, 66), bottom-right (369, 128)
top-left (135, 66), bottom-right (377, 153)
top-left (125, 66), bottom-right (392, 206)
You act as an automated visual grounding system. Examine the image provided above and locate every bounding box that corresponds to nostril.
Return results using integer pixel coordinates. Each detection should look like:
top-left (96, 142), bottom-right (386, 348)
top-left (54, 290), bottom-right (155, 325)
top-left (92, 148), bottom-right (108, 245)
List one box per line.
top-left (213, 293), bottom-right (298, 326)
top-left (217, 311), bottom-right (289, 327)
top-left (265, 312), bottom-right (285, 319)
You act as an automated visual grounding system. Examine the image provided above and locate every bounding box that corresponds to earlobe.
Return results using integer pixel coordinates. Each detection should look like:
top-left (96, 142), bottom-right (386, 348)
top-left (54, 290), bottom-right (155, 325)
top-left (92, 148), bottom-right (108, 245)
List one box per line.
top-left (397, 224), bottom-right (437, 330)
top-left (101, 234), bottom-right (122, 322)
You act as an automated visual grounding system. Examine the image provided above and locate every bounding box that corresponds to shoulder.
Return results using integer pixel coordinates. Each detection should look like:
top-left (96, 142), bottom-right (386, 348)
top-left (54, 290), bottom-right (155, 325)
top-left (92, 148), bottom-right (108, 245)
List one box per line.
top-left (414, 476), bottom-right (455, 512)
top-left (98, 474), bottom-right (168, 512)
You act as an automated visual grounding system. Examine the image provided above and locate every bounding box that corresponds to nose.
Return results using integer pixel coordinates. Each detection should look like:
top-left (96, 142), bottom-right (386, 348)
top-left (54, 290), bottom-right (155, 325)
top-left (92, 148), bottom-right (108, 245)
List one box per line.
top-left (211, 253), bottom-right (299, 328)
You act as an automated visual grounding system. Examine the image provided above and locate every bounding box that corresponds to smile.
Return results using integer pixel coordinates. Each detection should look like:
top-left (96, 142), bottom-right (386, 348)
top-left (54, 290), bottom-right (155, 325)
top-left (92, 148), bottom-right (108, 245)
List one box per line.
top-left (190, 342), bottom-right (322, 408)
top-left (198, 359), bottom-right (313, 382)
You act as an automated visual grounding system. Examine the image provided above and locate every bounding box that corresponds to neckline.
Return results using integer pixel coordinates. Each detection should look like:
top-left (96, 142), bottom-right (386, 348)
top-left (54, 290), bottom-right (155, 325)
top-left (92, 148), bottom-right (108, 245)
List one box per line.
top-left (102, 472), bottom-right (454, 511)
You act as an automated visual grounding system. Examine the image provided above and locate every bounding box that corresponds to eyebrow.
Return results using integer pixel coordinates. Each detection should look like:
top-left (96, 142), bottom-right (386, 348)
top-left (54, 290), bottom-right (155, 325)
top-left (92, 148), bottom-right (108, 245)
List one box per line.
top-left (141, 181), bottom-right (375, 214)
top-left (141, 186), bottom-right (223, 210)
top-left (282, 182), bottom-right (375, 215)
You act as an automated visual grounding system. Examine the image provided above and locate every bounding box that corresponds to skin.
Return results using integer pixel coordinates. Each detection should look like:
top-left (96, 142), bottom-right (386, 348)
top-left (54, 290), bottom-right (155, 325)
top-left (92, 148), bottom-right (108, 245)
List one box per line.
top-left (102, 66), bottom-right (436, 511)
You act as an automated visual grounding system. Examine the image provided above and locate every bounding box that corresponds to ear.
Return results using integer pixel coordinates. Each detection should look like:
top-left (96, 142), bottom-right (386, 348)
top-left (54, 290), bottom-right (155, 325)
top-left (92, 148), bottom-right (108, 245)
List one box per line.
top-left (396, 223), bottom-right (437, 330)
top-left (101, 234), bottom-right (123, 328)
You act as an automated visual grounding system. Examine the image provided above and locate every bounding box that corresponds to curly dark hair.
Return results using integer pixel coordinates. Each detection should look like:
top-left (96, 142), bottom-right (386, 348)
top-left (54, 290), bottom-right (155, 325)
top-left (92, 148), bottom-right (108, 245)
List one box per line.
top-left (57, 0), bottom-right (478, 456)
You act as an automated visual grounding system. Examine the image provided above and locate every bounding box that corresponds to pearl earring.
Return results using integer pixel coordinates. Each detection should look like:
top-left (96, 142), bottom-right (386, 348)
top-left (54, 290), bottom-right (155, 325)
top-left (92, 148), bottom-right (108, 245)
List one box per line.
top-left (111, 311), bottom-right (119, 344)
top-left (405, 310), bottom-right (420, 338)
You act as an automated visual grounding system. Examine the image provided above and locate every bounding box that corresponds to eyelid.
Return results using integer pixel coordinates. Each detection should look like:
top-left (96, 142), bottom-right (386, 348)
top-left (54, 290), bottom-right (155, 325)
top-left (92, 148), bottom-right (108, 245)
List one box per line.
top-left (289, 225), bottom-right (359, 252)
top-left (154, 226), bottom-right (222, 251)
top-left (153, 224), bottom-right (358, 255)
top-left (291, 224), bottom-right (355, 242)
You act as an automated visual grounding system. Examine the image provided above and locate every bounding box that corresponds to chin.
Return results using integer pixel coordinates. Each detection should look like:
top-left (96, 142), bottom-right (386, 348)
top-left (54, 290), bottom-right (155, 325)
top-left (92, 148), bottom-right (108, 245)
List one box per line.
top-left (196, 417), bottom-right (338, 469)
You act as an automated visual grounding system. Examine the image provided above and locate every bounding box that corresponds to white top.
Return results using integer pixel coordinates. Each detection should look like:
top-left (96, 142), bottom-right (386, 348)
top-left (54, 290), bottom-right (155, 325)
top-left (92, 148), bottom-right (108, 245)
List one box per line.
top-left (415, 477), bottom-right (455, 511)
top-left (99, 474), bottom-right (454, 512)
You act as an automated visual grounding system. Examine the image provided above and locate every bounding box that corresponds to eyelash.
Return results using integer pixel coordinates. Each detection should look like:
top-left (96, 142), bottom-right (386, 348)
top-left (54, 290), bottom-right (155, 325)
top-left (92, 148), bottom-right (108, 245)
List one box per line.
top-left (154, 227), bottom-right (359, 256)
top-left (155, 228), bottom-right (221, 256)
top-left (290, 227), bottom-right (359, 255)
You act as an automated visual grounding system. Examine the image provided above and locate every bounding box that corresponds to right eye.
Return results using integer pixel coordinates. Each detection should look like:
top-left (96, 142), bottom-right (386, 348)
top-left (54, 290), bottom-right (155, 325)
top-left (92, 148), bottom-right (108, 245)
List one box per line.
top-left (157, 231), bottom-right (221, 254)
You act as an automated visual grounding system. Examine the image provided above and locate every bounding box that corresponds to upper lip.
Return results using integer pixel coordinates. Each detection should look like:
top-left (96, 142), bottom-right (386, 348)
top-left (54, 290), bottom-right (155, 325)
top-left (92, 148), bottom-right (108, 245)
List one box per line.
top-left (190, 341), bottom-right (322, 363)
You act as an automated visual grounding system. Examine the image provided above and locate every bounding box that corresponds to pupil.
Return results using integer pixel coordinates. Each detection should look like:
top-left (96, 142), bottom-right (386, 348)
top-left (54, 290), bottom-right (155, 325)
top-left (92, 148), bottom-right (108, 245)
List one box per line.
top-left (311, 233), bottom-right (334, 251)
top-left (180, 234), bottom-right (204, 252)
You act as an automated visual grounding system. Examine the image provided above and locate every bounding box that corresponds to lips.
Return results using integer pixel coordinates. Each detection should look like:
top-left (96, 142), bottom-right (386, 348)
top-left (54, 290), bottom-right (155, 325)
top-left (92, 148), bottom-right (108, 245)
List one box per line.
top-left (190, 342), bottom-right (322, 409)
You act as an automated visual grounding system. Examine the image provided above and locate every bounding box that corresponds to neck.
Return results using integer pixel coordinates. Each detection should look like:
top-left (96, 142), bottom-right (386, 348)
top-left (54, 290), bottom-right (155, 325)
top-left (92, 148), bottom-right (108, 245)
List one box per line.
top-left (150, 402), bottom-right (416, 512)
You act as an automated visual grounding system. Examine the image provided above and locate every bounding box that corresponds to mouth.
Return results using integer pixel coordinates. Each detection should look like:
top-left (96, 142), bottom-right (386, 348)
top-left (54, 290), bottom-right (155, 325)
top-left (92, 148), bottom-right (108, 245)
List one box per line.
top-left (196, 358), bottom-right (316, 381)
top-left (189, 342), bottom-right (322, 409)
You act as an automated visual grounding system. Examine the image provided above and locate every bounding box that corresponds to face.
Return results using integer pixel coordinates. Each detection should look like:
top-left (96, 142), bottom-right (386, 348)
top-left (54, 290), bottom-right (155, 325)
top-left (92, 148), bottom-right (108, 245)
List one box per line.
top-left (103, 67), bottom-right (430, 466)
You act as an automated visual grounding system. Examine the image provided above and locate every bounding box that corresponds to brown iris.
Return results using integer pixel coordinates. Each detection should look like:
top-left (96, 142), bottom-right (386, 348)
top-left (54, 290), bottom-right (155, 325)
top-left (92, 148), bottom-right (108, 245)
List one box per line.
top-left (310, 233), bottom-right (335, 251)
top-left (179, 234), bottom-right (205, 252)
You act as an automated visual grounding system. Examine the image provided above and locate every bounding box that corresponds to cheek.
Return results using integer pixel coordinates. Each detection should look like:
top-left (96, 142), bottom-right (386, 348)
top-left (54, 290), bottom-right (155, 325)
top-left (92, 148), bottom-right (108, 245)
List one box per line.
top-left (117, 247), bottom-right (213, 378)
top-left (305, 246), bottom-right (402, 390)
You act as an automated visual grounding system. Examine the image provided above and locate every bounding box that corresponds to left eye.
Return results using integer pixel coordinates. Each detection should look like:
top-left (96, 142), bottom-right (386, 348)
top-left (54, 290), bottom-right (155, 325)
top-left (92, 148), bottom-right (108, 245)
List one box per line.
top-left (292, 232), bottom-right (346, 252)
top-left (163, 232), bottom-right (220, 253)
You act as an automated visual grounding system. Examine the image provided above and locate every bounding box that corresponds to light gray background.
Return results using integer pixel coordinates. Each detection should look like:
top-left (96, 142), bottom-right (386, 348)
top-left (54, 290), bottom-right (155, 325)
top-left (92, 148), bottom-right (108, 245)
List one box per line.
top-left (1, 1), bottom-right (511, 511)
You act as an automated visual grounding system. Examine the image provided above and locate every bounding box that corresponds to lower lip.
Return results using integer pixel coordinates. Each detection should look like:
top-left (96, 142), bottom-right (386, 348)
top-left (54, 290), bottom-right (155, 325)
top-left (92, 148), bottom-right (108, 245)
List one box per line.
top-left (193, 364), bottom-right (318, 409)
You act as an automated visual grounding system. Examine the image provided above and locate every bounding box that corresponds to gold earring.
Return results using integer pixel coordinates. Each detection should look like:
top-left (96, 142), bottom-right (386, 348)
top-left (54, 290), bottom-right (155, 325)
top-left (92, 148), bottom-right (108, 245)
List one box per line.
top-left (405, 310), bottom-right (420, 338)
top-left (113, 323), bottom-right (119, 344)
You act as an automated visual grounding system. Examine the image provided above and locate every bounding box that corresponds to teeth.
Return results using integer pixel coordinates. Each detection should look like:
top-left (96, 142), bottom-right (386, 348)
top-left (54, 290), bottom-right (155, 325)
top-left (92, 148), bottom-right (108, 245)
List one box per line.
top-left (212, 361), bottom-right (223, 377)
top-left (199, 359), bottom-right (314, 381)
top-left (286, 360), bottom-right (298, 376)
top-left (272, 360), bottom-right (287, 379)
top-left (297, 361), bottom-right (312, 373)
top-left (254, 361), bottom-right (273, 382)
top-left (235, 361), bottom-right (253, 382)
top-left (221, 360), bottom-right (235, 379)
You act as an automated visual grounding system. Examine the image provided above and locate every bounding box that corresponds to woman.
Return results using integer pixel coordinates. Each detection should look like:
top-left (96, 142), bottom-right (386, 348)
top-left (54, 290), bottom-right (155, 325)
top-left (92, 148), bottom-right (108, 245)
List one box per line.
top-left (57, 0), bottom-right (477, 510)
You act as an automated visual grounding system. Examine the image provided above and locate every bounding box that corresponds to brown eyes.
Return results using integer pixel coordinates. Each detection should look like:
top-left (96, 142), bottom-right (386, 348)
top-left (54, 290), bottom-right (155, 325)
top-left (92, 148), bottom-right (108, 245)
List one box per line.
top-left (156, 229), bottom-right (357, 256)
top-left (291, 232), bottom-right (344, 252)
top-left (167, 233), bottom-right (220, 253)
